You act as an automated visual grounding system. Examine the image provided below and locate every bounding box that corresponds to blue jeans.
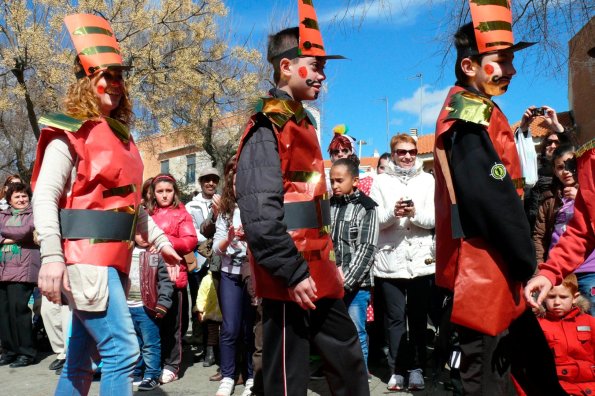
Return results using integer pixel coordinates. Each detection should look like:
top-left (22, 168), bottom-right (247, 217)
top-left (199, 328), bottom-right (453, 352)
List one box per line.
top-left (577, 272), bottom-right (595, 316)
top-left (55, 267), bottom-right (140, 396)
top-left (130, 306), bottom-right (161, 380)
top-left (344, 289), bottom-right (371, 370)
top-left (219, 271), bottom-right (255, 379)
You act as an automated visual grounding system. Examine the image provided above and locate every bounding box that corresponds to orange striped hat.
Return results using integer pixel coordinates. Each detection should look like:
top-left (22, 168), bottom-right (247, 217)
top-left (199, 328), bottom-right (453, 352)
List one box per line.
top-left (468, 0), bottom-right (535, 54)
top-left (64, 14), bottom-right (132, 78)
top-left (297, 0), bottom-right (344, 59)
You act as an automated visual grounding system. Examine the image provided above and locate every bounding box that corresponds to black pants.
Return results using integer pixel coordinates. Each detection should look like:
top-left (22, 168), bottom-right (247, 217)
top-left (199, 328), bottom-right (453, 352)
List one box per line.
top-left (457, 309), bottom-right (567, 396)
top-left (377, 276), bottom-right (432, 374)
top-left (160, 288), bottom-right (189, 373)
top-left (0, 282), bottom-right (36, 359)
top-left (262, 298), bottom-right (369, 396)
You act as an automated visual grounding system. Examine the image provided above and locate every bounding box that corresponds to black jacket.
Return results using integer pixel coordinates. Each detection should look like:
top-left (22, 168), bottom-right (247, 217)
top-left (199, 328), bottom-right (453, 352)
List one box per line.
top-left (235, 89), bottom-right (309, 288)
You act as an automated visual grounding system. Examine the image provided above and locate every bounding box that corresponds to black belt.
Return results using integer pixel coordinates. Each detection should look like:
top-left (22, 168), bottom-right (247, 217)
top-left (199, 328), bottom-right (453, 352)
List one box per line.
top-left (60, 209), bottom-right (136, 241)
top-left (284, 198), bottom-right (330, 231)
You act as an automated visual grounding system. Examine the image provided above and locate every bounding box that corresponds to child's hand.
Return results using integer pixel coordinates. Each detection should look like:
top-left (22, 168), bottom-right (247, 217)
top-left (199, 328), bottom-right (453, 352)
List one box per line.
top-left (235, 226), bottom-right (246, 241)
top-left (563, 186), bottom-right (577, 200)
top-left (227, 225), bottom-right (236, 242)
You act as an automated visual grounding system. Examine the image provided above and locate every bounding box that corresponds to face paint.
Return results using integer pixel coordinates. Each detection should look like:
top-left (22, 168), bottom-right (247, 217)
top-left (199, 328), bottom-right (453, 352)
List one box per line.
top-left (97, 85), bottom-right (105, 94)
top-left (298, 66), bottom-right (308, 79)
top-left (305, 79), bottom-right (316, 87)
top-left (483, 64), bottom-right (494, 75)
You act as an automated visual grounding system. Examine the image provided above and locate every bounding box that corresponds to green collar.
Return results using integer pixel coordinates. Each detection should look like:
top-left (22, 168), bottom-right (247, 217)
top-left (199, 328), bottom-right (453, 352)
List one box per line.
top-left (255, 98), bottom-right (309, 129)
top-left (39, 113), bottom-right (130, 143)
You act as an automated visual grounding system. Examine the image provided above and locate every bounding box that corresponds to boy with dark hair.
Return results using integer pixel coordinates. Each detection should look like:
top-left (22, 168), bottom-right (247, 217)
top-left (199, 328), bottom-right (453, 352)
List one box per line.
top-left (235, 1), bottom-right (369, 395)
top-left (432, 1), bottom-right (566, 395)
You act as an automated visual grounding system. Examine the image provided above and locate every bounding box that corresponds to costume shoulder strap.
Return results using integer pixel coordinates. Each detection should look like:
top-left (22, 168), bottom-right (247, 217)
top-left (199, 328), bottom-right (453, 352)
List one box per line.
top-left (38, 113), bottom-right (86, 132)
top-left (444, 91), bottom-right (494, 127)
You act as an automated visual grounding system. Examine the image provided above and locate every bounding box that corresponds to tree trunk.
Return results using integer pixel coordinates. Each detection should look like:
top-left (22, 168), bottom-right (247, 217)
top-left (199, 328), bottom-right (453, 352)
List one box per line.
top-left (11, 65), bottom-right (41, 141)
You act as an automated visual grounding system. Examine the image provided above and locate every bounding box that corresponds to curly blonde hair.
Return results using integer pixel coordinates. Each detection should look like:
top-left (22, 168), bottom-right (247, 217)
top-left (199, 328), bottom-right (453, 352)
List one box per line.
top-left (63, 58), bottom-right (133, 125)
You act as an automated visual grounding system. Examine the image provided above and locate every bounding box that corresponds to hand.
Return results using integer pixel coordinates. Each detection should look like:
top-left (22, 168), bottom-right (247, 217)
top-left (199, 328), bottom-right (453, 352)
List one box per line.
top-left (541, 105), bottom-right (565, 133)
top-left (2, 238), bottom-right (16, 244)
top-left (38, 262), bottom-right (70, 305)
top-left (227, 225), bottom-right (236, 242)
top-left (563, 186), bottom-right (578, 200)
top-left (519, 106), bottom-right (537, 132)
top-left (524, 275), bottom-right (553, 309)
top-left (288, 277), bottom-right (318, 310)
top-left (403, 204), bottom-right (415, 218)
top-left (198, 312), bottom-right (204, 322)
top-left (235, 225), bottom-right (246, 241)
top-left (160, 245), bottom-right (181, 282)
top-left (394, 199), bottom-right (406, 217)
top-left (338, 266), bottom-right (345, 283)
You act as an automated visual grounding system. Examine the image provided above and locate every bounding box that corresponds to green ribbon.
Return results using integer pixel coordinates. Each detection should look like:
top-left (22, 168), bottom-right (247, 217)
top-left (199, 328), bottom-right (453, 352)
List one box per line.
top-left (72, 26), bottom-right (114, 37)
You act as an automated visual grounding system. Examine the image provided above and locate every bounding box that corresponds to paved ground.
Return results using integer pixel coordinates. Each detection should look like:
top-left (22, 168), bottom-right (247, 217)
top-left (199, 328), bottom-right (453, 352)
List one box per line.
top-left (0, 345), bottom-right (454, 396)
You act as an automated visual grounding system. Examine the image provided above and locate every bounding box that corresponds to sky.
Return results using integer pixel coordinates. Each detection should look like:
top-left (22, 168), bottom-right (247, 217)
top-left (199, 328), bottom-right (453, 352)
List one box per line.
top-left (223, 0), bottom-right (571, 158)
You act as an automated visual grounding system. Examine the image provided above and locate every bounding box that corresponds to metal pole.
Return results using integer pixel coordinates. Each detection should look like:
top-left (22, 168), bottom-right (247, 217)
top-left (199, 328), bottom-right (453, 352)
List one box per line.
top-left (419, 74), bottom-right (423, 135)
top-left (384, 96), bottom-right (389, 147)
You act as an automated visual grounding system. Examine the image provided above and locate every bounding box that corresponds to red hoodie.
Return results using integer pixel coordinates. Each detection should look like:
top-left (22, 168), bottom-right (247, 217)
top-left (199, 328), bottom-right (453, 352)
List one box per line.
top-left (150, 203), bottom-right (197, 288)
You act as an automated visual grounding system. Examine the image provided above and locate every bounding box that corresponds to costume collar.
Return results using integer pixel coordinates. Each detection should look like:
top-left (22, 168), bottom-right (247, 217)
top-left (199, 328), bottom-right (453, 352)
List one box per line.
top-left (255, 89), bottom-right (308, 129)
top-left (331, 189), bottom-right (361, 206)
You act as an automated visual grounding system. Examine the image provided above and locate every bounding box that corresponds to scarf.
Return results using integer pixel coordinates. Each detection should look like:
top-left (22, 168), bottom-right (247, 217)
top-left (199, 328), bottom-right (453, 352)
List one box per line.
top-left (385, 159), bottom-right (423, 185)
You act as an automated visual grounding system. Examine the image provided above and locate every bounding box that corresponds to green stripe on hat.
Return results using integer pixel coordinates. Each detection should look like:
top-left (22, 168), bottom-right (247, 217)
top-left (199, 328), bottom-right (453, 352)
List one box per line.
top-left (485, 41), bottom-right (514, 48)
top-left (72, 26), bottom-right (113, 37)
top-left (475, 21), bottom-right (512, 33)
top-left (470, 0), bottom-right (510, 8)
top-left (79, 46), bottom-right (121, 56)
top-left (302, 0), bottom-right (314, 5)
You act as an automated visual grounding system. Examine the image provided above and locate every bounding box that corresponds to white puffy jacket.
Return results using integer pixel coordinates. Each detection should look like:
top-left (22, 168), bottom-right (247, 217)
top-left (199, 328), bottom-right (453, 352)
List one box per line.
top-left (369, 159), bottom-right (435, 279)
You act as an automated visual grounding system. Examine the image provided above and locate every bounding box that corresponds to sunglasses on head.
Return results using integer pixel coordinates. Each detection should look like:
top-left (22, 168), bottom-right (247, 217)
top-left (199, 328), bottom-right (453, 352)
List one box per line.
top-left (331, 148), bottom-right (351, 156)
top-left (545, 139), bottom-right (560, 147)
top-left (393, 149), bottom-right (418, 156)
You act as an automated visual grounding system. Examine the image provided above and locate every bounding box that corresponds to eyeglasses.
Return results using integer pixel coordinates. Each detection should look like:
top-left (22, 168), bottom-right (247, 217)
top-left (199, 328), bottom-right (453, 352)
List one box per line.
top-left (545, 139), bottom-right (560, 147)
top-left (330, 148), bottom-right (351, 156)
top-left (393, 149), bottom-right (418, 156)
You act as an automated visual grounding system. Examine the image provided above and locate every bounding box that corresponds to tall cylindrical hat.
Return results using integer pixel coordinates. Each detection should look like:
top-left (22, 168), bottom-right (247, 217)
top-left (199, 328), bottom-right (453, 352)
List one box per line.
top-left (64, 14), bottom-right (132, 78)
top-left (468, 0), bottom-right (535, 54)
top-left (298, 0), bottom-right (344, 59)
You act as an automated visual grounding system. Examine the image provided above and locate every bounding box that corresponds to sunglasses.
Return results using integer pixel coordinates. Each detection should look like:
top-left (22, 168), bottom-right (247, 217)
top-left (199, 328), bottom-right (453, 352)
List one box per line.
top-left (545, 139), bottom-right (560, 147)
top-left (330, 148), bottom-right (351, 156)
top-left (393, 149), bottom-right (418, 156)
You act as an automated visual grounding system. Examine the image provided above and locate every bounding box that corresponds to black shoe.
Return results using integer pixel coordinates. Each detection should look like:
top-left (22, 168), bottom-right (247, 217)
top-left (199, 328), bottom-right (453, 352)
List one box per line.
top-left (49, 358), bottom-right (66, 371)
top-left (55, 367), bottom-right (63, 376)
top-left (9, 355), bottom-right (34, 368)
top-left (138, 378), bottom-right (159, 391)
top-left (203, 346), bottom-right (216, 367)
top-left (0, 354), bottom-right (16, 366)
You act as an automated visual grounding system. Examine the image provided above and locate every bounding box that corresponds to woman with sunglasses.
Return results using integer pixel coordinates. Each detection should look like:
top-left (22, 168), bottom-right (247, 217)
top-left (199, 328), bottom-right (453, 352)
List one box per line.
top-left (369, 133), bottom-right (435, 391)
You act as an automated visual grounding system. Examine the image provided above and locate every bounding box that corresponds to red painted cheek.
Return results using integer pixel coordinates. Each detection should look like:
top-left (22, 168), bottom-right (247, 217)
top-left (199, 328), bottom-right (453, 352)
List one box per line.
top-left (484, 64), bottom-right (494, 75)
top-left (97, 85), bottom-right (105, 94)
top-left (298, 67), bottom-right (308, 79)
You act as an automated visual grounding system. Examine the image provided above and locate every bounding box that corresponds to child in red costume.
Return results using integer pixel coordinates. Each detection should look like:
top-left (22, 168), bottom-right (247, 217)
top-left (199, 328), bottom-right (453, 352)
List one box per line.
top-left (522, 274), bottom-right (595, 396)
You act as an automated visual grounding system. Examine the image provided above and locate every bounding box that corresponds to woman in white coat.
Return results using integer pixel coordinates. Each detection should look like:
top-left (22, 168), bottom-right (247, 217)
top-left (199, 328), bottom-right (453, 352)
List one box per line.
top-left (370, 133), bottom-right (435, 391)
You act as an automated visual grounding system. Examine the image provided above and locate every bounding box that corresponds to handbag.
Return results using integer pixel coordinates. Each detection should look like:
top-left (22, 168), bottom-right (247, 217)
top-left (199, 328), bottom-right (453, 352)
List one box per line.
top-left (139, 251), bottom-right (160, 314)
top-left (450, 237), bottom-right (526, 336)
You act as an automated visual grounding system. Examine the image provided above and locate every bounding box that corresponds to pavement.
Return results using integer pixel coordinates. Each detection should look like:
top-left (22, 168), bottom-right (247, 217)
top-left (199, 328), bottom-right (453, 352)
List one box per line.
top-left (0, 343), bottom-right (454, 396)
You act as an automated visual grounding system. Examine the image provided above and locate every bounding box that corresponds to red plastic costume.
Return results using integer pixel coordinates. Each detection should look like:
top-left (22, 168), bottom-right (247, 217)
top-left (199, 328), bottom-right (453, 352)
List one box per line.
top-left (434, 86), bottom-right (526, 335)
top-left (237, 98), bottom-right (344, 301)
top-left (150, 204), bottom-right (197, 288)
top-left (539, 143), bottom-right (595, 285)
top-left (31, 117), bottom-right (142, 274)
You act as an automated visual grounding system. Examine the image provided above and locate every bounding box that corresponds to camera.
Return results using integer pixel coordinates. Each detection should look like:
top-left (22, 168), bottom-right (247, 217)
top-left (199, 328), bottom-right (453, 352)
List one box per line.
top-left (564, 157), bottom-right (577, 177)
top-left (402, 199), bottom-right (413, 207)
top-left (530, 107), bottom-right (546, 117)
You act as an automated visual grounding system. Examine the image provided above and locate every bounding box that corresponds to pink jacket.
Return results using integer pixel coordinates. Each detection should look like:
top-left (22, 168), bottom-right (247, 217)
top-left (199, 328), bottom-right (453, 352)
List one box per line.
top-left (150, 203), bottom-right (197, 288)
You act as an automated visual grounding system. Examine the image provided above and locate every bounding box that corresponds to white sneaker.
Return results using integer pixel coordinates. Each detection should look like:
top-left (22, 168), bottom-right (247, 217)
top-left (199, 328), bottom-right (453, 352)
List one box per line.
top-left (387, 373), bottom-right (405, 391)
top-left (160, 368), bottom-right (178, 384)
top-left (241, 378), bottom-right (254, 396)
top-left (216, 377), bottom-right (235, 396)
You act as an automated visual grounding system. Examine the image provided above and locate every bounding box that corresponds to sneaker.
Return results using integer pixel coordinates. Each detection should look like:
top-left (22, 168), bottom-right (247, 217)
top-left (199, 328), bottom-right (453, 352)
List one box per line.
top-left (160, 368), bottom-right (178, 384)
top-left (132, 376), bottom-right (143, 386)
top-left (216, 377), bottom-right (235, 396)
top-left (408, 368), bottom-right (425, 391)
top-left (387, 374), bottom-right (405, 391)
top-left (138, 378), bottom-right (159, 391)
top-left (240, 378), bottom-right (254, 396)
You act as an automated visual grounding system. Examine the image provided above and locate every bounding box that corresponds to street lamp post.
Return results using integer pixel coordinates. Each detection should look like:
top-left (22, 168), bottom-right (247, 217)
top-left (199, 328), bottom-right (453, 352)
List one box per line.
top-left (358, 140), bottom-right (367, 159)
top-left (408, 73), bottom-right (423, 135)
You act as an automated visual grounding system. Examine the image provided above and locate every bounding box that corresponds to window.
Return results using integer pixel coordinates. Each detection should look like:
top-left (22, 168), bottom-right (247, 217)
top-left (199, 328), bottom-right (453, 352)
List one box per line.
top-left (186, 154), bottom-right (196, 184)
top-left (160, 160), bottom-right (169, 174)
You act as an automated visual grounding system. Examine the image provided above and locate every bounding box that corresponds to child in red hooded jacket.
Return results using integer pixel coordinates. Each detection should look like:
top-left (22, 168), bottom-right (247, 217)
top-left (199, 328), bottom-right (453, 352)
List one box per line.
top-left (146, 173), bottom-right (198, 384)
